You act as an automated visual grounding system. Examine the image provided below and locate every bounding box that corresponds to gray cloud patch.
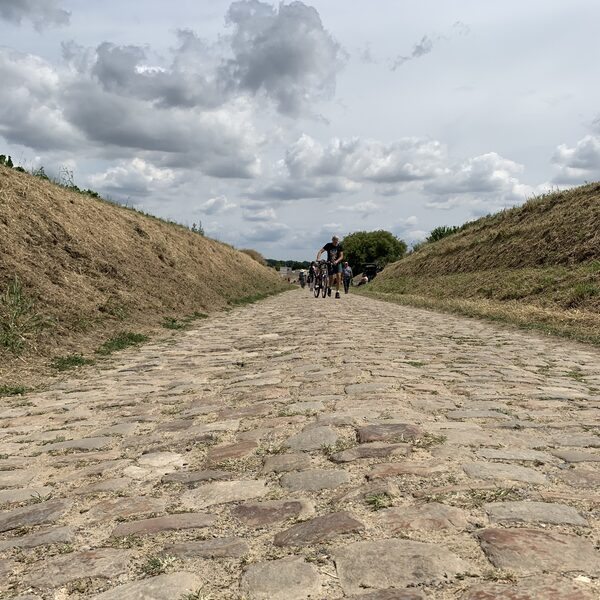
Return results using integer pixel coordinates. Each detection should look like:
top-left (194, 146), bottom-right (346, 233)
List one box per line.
top-left (223, 0), bottom-right (345, 116)
top-left (391, 21), bottom-right (469, 70)
top-left (0, 0), bottom-right (70, 30)
top-left (90, 32), bottom-right (226, 110)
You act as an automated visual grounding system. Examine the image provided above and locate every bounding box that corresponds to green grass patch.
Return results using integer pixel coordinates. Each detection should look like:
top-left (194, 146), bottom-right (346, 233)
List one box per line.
top-left (0, 277), bottom-right (44, 354)
top-left (96, 331), bottom-right (149, 355)
top-left (0, 385), bottom-right (28, 397)
top-left (161, 317), bottom-right (186, 330)
top-left (51, 354), bottom-right (94, 371)
top-left (227, 292), bottom-right (272, 306)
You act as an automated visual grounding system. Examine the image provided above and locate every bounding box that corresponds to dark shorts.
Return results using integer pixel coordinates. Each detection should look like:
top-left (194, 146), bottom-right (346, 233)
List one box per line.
top-left (328, 262), bottom-right (342, 276)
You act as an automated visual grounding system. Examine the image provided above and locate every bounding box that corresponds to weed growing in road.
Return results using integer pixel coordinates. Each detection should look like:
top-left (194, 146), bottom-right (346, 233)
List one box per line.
top-left (466, 487), bottom-right (523, 507)
top-left (0, 385), bottom-right (28, 397)
top-left (96, 331), bottom-right (149, 355)
top-left (482, 569), bottom-right (517, 582)
top-left (180, 590), bottom-right (212, 600)
top-left (365, 492), bottom-right (393, 511)
top-left (57, 543), bottom-right (74, 554)
top-left (256, 441), bottom-right (287, 455)
top-left (29, 491), bottom-right (53, 503)
top-left (321, 437), bottom-right (357, 457)
top-left (139, 555), bottom-right (177, 576)
top-left (411, 433), bottom-right (447, 449)
top-left (109, 534), bottom-right (143, 549)
top-left (50, 354), bottom-right (94, 371)
top-left (405, 360), bottom-right (425, 368)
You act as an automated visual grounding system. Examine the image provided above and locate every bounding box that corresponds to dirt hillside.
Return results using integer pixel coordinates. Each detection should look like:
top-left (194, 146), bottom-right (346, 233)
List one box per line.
top-left (362, 183), bottom-right (600, 343)
top-left (0, 166), bottom-right (287, 382)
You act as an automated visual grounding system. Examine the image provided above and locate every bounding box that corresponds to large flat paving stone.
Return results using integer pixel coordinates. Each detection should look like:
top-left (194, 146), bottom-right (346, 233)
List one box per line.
top-left (461, 577), bottom-right (596, 599)
top-left (557, 468), bottom-right (600, 488)
top-left (23, 549), bottom-right (130, 587)
top-left (274, 511), bottom-right (364, 546)
top-left (41, 436), bottom-right (112, 452)
top-left (262, 453), bottom-right (311, 473)
top-left (485, 501), bottom-right (588, 526)
top-left (477, 528), bottom-right (600, 574)
top-left (0, 470), bottom-right (38, 489)
top-left (161, 469), bottom-right (233, 485)
top-left (232, 498), bottom-right (314, 526)
top-left (0, 499), bottom-right (71, 533)
top-left (346, 382), bottom-right (392, 395)
top-left (379, 502), bottom-right (469, 532)
top-left (334, 539), bottom-right (469, 594)
top-left (181, 479), bottom-right (269, 509)
top-left (0, 486), bottom-right (53, 504)
top-left (281, 469), bottom-right (350, 491)
top-left (86, 497), bottom-right (167, 522)
top-left (111, 512), bottom-right (216, 537)
top-left (285, 426), bottom-right (339, 451)
top-left (357, 423), bottom-right (424, 443)
top-left (240, 556), bottom-right (322, 600)
top-left (367, 461), bottom-right (446, 480)
top-left (552, 450), bottom-right (600, 463)
top-left (476, 448), bottom-right (554, 463)
top-left (92, 572), bottom-right (203, 599)
top-left (0, 526), bottom-right (74, 550)
top-left (462, 462), bottom-right (547, 484)
top-left (331, 442), bottom-right (410, 463)
top-left (206, 440), bottom-right (258, 464)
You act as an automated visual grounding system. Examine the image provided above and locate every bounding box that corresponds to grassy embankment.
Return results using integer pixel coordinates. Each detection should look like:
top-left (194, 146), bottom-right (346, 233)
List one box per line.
top-left (0, 165), bottom-right (288, 387)
top-left (357, 183), bottom-right (600, 345)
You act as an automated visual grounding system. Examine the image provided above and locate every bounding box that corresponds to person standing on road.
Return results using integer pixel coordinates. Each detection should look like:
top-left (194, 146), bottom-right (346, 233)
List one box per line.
top-left (342, 261), bottom-right (353, 294)
top-left (316, 235), bottom-right (344, 299)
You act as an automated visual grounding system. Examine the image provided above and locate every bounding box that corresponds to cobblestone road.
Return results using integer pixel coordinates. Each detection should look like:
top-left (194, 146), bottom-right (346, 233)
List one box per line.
top-left (1, 289), bottom-right (599, 599)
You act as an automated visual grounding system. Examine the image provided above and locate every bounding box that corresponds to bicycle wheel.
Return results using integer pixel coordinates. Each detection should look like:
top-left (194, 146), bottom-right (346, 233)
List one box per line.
top-left (321, 272), bottom-right (328, 298)
top-left (313, 274), bottom-right (320, 298)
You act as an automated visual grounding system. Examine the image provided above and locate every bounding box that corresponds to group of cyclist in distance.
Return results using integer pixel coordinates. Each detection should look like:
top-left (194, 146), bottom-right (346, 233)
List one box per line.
top-left (307, 235), bottom-right (353, 299)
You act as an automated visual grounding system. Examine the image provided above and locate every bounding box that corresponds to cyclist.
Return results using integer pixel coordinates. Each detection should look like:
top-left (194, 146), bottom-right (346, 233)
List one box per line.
top-left (316, 235), bottom-right (344, 299)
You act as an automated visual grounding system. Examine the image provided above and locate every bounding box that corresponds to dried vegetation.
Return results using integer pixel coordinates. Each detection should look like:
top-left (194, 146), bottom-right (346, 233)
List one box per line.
top-left (361, 183), bottom-right (600, 344)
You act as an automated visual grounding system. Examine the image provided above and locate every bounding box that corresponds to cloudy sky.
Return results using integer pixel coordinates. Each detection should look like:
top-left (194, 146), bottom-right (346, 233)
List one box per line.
top-left (1, 0), bottom-right (599, 258)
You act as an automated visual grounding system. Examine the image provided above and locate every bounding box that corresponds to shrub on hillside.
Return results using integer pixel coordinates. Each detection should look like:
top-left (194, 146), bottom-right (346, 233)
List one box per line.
top-left (426, 225), bottom-right (460, 243)
top-left (0, 155), bottom-right (14, 168)
top-left (240, 248), bottom-right (267, 265)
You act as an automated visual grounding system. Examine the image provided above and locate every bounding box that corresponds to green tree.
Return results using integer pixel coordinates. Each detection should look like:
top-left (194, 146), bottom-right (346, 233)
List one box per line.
top-left (342, 230), bottom-right (407, 273)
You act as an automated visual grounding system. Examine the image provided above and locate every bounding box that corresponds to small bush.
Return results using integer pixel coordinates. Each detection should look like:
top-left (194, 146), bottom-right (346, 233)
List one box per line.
top-left (32, 166), bottom-right (50, 180)
top-left (96, 331), bottom-right (149, 355)
top-left (51, 354), bottom-right (94, 371)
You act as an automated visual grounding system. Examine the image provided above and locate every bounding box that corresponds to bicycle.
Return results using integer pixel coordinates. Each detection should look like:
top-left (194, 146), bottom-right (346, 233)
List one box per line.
top-left (313, 260), bottom-right (329, 298)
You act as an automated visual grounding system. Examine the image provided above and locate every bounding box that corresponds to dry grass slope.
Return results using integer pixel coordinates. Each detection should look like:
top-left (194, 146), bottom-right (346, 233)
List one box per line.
top-left (361, 183), bottom-right (600, 344)
top-left (0, 166), bottom-right (287, 382)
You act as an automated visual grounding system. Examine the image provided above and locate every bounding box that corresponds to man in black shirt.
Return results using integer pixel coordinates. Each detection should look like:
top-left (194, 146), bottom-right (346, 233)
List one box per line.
top-left (316, 235), bottom-right (344, 298)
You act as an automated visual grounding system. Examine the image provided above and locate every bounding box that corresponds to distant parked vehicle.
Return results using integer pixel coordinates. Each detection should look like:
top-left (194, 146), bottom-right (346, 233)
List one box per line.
top-left (362, 263), bottom-right (379, 282)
